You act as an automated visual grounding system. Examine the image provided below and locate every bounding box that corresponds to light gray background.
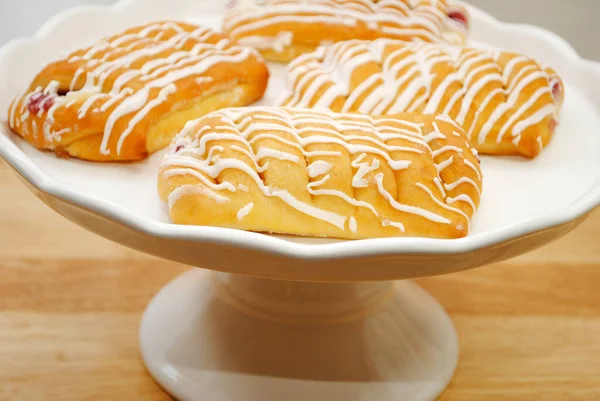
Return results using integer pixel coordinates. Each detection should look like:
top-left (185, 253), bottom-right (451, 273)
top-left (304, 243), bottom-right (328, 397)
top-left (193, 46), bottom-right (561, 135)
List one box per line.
top-left (0, 0), bottom-right (597, 60)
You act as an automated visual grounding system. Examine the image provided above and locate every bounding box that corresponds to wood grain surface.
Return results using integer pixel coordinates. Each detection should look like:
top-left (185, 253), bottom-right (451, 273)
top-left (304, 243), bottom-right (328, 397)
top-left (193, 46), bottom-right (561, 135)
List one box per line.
top-left (1, 157), bottom-right (599, 401)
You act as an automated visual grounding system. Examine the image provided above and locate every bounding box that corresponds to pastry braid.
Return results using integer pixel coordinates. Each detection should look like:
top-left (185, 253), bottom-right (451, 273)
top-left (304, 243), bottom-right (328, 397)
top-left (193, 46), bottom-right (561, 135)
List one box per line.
top-left (279, 40), bottom-right (564, 158)
top-left (8, 21), bottom-right (269, 161)
top-left (159, 107), bottom-right (482, 239)
top-left (222, 0), bottom-right (469, 62)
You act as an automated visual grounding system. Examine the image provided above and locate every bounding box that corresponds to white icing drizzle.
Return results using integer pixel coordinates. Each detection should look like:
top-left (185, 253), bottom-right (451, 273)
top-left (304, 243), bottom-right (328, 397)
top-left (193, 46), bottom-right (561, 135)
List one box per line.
top-left (46, 98), bottom-right (64, 122)
top-left (349, 216), bottom-right (358, 233)
top-left (415, 182), bottom-right (470, 231)
top-left (238, 31), bottom-right (293, 53)
top-left (31, 121), bottom-right (38, 137)
top-left (306, 175), bottom-right (379, 216)
top-left (43, 80), bottom-right (60, 95)
top-left (256, 146), bottom-right (300, 163)
top-left (374, 173), bottom-right (451, 224)
top-left (229, 145), bottom-right (268, 172)
top-left (307, 160), bottom-right (333, 178)
top-left (237, 202), bottom-right (254, 220)
top-left (423, 131), bottom-right (446, 143)
top-left (161, 107), bottom-right (481, 235)
top-left (478, 68), bottom-right (553, 144)
top-left (168, 184), bottom-right (230, 209)
top-left (432, 145), bottom-right (462, 158)
top-left (52, 128), bottom-right (71, 139)
top-left (101, 47), bottom-right (251, 155)
top-left (382, 218), bottom-right (405, 232)
top-left (163, 163), bottom-right (238, 193)
top-left (195, 76), bottom-right (214, 85)
top-left (273, 187), bottom-right (347, 229)
top-left (436, 155), bottom-right (454, 173)
top-left (224, 0), bottom-right (466, 48)
top-left (99, 88), bottom-right (133, 112)
top-left (11, 22), bottom-right (259, 155)
top-left (20, 109), bottom-right (30, 123)
top-left (116, 83), bottom-right (178, 153)
top-left (78, 92), bottom-right (105, 119)
top-left (351, 153), bottom-right (380, 188)
top-left (463, 159), bottom-right (482, 182)
top-left (281, 40), bottom-right (561, 150)
top-left (433, 176), bottom-right (446, 198)
top-left (447, 194), bottom-right (476, 211)
top-left (512, 104), bottom-right (556, 139)
top-left (444, 177), bottom-right (482, 196)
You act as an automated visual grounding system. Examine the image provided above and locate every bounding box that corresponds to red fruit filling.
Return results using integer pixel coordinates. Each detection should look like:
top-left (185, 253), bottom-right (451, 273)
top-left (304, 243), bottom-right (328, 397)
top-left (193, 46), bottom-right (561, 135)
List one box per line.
top-left (551, 80), bottom-right (563, 103)
top-left (28, 93), bottom-right (55, 115)
top-left (448, 10), bottom-right (469, 30)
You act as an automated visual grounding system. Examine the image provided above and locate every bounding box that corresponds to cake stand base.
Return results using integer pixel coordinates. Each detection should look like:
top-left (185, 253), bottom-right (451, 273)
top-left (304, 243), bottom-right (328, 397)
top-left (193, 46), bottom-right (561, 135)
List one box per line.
top-left (139, 269), bottom-right (459, 401)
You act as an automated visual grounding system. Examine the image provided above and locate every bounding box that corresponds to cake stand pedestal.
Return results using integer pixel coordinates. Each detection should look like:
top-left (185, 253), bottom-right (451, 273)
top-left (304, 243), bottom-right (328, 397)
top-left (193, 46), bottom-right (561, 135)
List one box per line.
top-left (140, 270), bottom-right (458, 401)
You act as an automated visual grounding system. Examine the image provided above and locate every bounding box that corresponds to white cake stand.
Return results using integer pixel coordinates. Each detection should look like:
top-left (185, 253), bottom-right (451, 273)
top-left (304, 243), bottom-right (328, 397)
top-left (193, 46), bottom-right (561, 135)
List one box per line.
top-left (2, 1), bottom-right (600, 400)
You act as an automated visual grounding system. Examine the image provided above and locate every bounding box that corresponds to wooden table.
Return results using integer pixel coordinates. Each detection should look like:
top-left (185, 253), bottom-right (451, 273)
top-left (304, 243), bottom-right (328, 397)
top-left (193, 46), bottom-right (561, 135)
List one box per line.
top-left (1, 157), bottom-right (599, 401)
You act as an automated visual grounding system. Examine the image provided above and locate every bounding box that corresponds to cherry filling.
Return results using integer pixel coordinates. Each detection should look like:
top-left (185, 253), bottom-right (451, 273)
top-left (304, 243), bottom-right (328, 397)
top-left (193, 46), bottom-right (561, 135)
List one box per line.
top-left (548, 80), bottom-right (562, 133)
top-left (551, 80), bottom-right (563, 103)
top-left (28, 92), bottom-right (55, 115)
top-left (448, 10), bottom-right (469, 30)
top-left (27, 87), bottom-right (70, 115)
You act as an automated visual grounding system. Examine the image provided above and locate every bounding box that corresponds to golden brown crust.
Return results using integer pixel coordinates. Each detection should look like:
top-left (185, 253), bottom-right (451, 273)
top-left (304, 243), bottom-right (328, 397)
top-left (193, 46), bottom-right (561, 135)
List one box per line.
top-left (158, 107), bottom-right (482, 239)
top-left (279, 40), bottom-right (564, 158)
top-left (7, 21), bottom-right (269, 161)
top-left (222, 0), bottom-right (469, 62)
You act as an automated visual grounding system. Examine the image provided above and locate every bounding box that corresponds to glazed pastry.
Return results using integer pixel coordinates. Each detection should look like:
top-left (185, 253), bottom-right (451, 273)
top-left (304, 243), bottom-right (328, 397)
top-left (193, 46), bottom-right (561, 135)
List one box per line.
top-left (8, 21), bottom-right (269, 161)
top-left (222, 0), bottom-right (469, 62)
top-left (279, 40), bottom-right (564, 158)
top-left (159, 107), bottom-right (482, 239)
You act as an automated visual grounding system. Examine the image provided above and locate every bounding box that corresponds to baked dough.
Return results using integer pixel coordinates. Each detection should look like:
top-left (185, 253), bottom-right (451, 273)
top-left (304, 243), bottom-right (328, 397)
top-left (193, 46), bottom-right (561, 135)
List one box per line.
top-left (279, 40), bottom-right (564, 158)
top-left (222, 0), bottom-right (469, 62)
top-left (8, 21), bottom-right (269, 161)
top-left (159, 107), bottom-right (482, 239)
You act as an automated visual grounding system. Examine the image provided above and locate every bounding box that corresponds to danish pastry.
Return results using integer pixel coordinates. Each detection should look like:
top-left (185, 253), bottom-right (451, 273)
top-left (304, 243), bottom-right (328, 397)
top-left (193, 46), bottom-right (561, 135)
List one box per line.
top-left (279, 40), bottom-right (564, 158)
top-left (158, 107), bottom-right (482, 239)
top-left (222, 0), bottom-right (469, 62)
top-left (8, 21), bottom-right (269, 161)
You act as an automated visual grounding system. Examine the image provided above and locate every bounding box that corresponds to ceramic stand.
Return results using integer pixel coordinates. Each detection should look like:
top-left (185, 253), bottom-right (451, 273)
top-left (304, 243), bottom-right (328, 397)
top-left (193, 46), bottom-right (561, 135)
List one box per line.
top-left (140, 269), bottom-right (459, 401)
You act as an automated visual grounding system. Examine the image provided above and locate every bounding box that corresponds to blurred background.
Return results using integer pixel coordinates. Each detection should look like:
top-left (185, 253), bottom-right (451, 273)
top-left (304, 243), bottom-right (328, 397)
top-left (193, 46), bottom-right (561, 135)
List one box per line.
top-left (0, 0), bottom-right (598, 60)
